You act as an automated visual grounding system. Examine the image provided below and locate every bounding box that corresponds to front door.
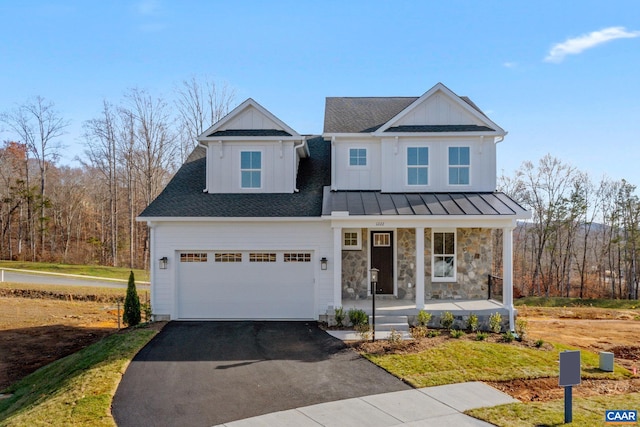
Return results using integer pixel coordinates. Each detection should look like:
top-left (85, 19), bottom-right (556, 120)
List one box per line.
top-left (370, 231), bottom-right (394, 295)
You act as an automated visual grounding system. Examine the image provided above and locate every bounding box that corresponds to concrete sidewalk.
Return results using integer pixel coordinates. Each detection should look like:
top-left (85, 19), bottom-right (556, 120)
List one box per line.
top-left (214, 381), bottom-right (517, 426)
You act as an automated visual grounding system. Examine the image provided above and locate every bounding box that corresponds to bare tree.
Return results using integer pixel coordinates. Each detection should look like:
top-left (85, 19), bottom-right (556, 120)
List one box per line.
top-left (1, 97), bottom-right (69, 259)
top-left (174, 76), bottom-right (236, 161)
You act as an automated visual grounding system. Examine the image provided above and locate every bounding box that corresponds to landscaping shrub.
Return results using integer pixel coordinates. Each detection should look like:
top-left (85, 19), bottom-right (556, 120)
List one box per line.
top-left (427, 330), bottom-right (441, 338)
top-left (476, 332), bottom-right (488, 341)
top-left (502, 331), bottom-right (516, 343)
top-left (388, 329), bottom-right (403, 346)
top-left (515, 317), bottom-right (528, 339)
top-left (466, 313), bottom-right (479, 332)
top-left (488, 312), bottom-right (502, 333)
top-left (355, 324), bottom-right (371, 340)
top-left (535, 339), bottom-right (545, 348)
top-left (416, 310), bottom-right (432, 327)
top-left (410, 325), bottom-right (428, 339)
top-left (123, 271), bottom-right (141, 327)
top-left (450, 329), bottom-right (465, 339)
top-left (334, 307), bottom-right (345, 327)
top-left (440, 311), bottom-right (454, 330)
top-left (348, 308), bottom-right (368, 327)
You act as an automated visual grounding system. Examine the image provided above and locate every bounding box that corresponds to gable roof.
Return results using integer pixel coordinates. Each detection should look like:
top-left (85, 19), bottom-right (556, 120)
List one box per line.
top-left (138, 136), bottom-right (330, 218)
top-left (199, 98), bottom-right (302, 141)
top-left (323, 83), bottom-right (504, 135)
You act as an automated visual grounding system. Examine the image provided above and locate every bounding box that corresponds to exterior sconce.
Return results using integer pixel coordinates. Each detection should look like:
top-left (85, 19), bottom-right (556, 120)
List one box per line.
top-left (159, 256), bottom-right (168, 270)
top-left (320, 257), bottom-right (328, 270)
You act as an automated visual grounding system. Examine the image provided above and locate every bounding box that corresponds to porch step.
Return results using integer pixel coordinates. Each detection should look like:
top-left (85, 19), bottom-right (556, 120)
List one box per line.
top-left (369, 315), bottom-right (409, 332)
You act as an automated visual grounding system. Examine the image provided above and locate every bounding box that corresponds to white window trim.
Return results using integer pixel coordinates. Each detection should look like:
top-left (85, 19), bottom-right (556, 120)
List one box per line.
top-left (406, 145), bottom-right (430, 187)
top-left (447, 145), bottom-right (471, 186)
top-left (342, 228), bottom-right (362, 250)
top-left (432, 229), bottom-right (456, 282)
top-left (240, 150), bottom-right (263, 189)
top-left (348, 147), bottom-right (368, 168)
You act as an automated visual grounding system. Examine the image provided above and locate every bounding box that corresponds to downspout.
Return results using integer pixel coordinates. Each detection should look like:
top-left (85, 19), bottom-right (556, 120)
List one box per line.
top-left (293, 139), bottom-right (307, 193)
top-left (198, 142), bottom-right (209, 193)
top-left (495, 131), bottom-right (508, 144)
top-left (331, 136), bottom-right (336, 191)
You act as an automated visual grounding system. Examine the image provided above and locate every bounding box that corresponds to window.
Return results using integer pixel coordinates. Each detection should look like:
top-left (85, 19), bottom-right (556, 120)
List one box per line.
top-left (448, 146), bottom-right (470, 185)
top-left (342, 228), bottom-right (362, 250)
top-left (180, 253), bottom-right (207, 262)
top-left (373, 232), bottom-right (391, 247)
top-left (407, 147), bottom-right (428, 185)
top-left (284, 253), bottom-right (311, 262)
top-left (249, 253), bottom-right (276, 262)
top-left (241, 151), bottom-right (261, 188)
top-left (215, 253), bottom-right (242, 262)
top-left (349, 148), bottom-right (367, 166)
top-left (433, 231), bottom-right (455, 280)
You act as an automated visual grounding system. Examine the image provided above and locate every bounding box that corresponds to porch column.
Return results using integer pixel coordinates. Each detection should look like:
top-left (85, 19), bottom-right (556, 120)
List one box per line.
top-left (415, 227), bottom-right (425, 309)
top-left (333, 227), bottom-right (342, 310)
top-left (503, 226), bottom-right (515, 332)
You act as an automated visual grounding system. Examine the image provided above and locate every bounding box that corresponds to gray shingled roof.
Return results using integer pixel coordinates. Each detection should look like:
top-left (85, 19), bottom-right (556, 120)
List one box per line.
top-left (207, 129), bottom-right (292, 137)
top-left (322, 190), bottom-right (529, 217)
top-left (139, 136), bottom-right (330, 218)
top-left (386, 125), bottom-right (495, 133)
top-left (323, 95), bottom-right (490, 134)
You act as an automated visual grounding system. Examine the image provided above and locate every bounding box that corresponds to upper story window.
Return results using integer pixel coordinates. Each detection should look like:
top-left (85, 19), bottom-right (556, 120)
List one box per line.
top-left (433, 230), bottom-right (456, 281)
top-left (448, 146), bottom-right (470, 185)
top-left (342, 228), bottom-right (362, 250)
top-left (241, 151), bottom-right (261, 188)
top-left (407, 147), bottom-right (429, 185)
top-left (349, 148), bottom-right (367, 166)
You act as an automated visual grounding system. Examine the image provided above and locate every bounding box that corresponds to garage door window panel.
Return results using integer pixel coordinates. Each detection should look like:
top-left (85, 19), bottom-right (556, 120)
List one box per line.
top-left (250, 253), bottom-right (276, 262)
top-left (284, 253), bottom-right (311, 262)
top-left (215, 253), bottom-right (242, 262)
top-left (180, 253), bottom-right (208, 262)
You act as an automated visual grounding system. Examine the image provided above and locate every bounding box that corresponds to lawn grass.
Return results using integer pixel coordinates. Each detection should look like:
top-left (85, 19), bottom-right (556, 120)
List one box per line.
top-left (0, 261), bottom-right (149, 282)
top-left (363, 341), bottom-right (630, 388)
top-left (467, 392), bottom-right (640, 427)
top-left (515, 296), bottom-right (638, 309)
top-left (0, 326), bottom-right (157, 426)
top-left (0, 282), bottom-right (149, 303)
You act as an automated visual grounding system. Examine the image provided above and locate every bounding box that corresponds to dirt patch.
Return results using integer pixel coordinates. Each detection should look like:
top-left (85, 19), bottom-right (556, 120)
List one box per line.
top-left (0, 296), bottom-right (122, 390)
top-left (487, 378), bottom-right (640, 402)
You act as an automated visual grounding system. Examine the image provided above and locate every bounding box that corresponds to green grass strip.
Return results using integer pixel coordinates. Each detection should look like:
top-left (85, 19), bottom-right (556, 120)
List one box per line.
top-left (0, 261), bottom-right (149, 282)
top-left (363, 341), bottom-right (630, 388)
top-left (467, 392), bottom-right (640, 426)
top-left (0, 326), bottom-right (157, 426)
top-left (515, 296), bottom-right (639, 309)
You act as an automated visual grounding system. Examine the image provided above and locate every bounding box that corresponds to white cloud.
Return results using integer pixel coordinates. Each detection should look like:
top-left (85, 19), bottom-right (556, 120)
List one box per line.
top-left (503, 62), bottom-right (517, 68)
top-left (545, 26), bottom-right (640, 63)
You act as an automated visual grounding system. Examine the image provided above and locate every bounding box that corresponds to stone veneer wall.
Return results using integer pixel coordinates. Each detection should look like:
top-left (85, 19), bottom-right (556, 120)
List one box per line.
top-left (342, 229), bottom-right (368, 300)
top-left (396, 228), bottom-right (416, 300)
top-left (425, 228), bottom-right (492, 300)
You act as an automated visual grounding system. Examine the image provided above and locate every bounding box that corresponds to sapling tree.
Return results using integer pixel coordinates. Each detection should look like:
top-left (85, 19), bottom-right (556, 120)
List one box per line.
top-left (123, 271), bottom-right (141, 327)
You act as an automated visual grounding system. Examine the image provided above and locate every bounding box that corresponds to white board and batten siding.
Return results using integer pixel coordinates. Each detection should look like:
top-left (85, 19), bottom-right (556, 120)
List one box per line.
top-left (151, 221), bottom-right (333, 320)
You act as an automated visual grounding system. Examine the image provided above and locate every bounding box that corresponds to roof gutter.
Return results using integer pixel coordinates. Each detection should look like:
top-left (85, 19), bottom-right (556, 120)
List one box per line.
top-left (495, 131), bottom-right (508, 143)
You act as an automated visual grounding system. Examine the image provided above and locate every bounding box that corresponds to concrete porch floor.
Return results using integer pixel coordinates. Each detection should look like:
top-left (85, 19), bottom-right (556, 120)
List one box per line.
top-left (339, 298), bottom-right (508, 316)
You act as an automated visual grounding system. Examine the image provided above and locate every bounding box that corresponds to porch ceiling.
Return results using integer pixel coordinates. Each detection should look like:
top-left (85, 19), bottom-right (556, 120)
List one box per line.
top-left (322, 189), bottom-right (529, 218)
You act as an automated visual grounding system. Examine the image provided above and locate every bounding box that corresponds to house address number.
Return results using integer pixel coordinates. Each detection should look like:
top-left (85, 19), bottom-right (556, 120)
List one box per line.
top-left (375, 222), bottom-right (385, 226)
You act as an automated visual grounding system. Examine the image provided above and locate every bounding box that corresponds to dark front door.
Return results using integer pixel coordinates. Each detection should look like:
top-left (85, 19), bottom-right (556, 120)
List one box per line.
top-left (370, 231), bottom-right (394, 295)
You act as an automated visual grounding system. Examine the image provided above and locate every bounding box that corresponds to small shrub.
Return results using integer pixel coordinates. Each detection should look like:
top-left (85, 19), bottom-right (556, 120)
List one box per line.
top-left (535, 339), bottom-right (545, 348)
top-left (141, 302), bottom-right (152, 322)
top-left (355, 323), bottom-right (371, 340)
top-left (440, 311), bottom-right (455, 330)
top-left (450, 329), bottom-right (465, 339)
top-left (388, 329), bottom-right (403, 346)
top-left (502, 330), bottom-right (515, 343)
top-left (410, 325), bottom-right (428, 339)
top-left (515, 317), bottom-right (528, 339)
top-left (334, 307), bottom-right (345, 327)
top-left (348, 308), bottom-right (368, 327)
top-left (427, 330), bottom-right (441, 338)
top-left (466, 313), bottom-right (479, 332)
top-left (416, 310), bottom-right (432, 327)
top-left (476, 332), bottom-right (488, 341)
top-left (489, 312), bottom-right (502, 333)
top-left (123, 271), bottom-right (141, 327)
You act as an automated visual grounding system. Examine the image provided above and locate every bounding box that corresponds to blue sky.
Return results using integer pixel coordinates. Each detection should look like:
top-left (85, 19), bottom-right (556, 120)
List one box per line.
top-left (1, 1), bottom-right (639, 185)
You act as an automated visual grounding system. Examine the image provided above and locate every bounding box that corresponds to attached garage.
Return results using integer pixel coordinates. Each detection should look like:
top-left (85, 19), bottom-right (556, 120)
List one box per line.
top-left (176, 250), bottom-right (315, 319)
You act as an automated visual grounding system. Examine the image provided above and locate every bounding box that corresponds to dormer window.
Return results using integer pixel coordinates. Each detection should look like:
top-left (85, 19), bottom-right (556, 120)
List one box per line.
top-left (241, 151), bottom-right (262, 188)
top-left (349, 148), bottom-right (367, 166)
top-left (448, 146), bottom-right (470, 185)
top-left (407, 147), bottom-right (429, 185)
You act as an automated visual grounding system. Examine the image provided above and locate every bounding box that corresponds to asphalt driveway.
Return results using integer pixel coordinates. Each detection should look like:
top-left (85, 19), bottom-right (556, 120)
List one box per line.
top-left (112, 321), bottom-right (410, 427)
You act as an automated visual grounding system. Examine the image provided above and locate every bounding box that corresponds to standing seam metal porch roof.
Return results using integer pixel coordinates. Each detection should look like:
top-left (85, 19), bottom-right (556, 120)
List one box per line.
top-left (322, 189), bottom-right (529, 217)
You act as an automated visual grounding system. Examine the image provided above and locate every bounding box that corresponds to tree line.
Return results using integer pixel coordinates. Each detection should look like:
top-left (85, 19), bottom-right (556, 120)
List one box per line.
top-left (497, 154), bottom-right (639, 300)
top-left (0, 77), bottom-right (235, 268)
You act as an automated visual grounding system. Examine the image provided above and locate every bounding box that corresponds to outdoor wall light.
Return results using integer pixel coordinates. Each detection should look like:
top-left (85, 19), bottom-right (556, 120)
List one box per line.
top-left (159, 256), bottom-right (168, 270)
top-left (320, 257), bottom-right (328, 270)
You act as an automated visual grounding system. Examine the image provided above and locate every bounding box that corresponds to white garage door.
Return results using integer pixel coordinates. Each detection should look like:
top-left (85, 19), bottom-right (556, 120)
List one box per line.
top-left (177, 251), bottom-right (315, 319)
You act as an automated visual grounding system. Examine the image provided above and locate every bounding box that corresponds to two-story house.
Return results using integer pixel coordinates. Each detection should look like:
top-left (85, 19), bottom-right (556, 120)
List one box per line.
top-left (138, 83), bottom-right (530, 330)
